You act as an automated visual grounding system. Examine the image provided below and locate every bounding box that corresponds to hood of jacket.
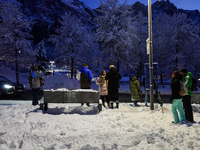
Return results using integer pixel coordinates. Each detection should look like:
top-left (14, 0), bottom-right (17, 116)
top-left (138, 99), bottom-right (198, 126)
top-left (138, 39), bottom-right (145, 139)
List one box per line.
top-left (109, 68), bottom-right (118, 75)
top-left (131, 76), bottom-right (137, 82)
top-left (79, 66), bottom-right (93, 80)
top-left (187, 72), bottom-right (193, 77)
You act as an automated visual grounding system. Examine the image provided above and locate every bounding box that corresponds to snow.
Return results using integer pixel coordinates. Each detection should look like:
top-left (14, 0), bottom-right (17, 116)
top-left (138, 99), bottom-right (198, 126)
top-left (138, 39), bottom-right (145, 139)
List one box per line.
top-left (1, 66), bottom-right (200, 149)
top-left (0, 102), bottom-right (200, 149)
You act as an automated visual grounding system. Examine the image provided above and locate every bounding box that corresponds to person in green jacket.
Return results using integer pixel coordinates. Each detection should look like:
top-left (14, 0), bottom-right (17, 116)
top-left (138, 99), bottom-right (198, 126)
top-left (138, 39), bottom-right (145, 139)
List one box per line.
top-left (130, 75), bottom-right (142, 107)
top-left (180, 68), bottom-right (194, 123)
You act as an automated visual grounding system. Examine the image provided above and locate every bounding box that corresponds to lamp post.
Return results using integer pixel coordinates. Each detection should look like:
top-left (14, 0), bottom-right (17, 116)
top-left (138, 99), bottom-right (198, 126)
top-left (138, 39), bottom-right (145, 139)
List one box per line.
top-left (148, 0), bottom-right (154, 110)
top-left (49, 61), bottom-right (55, 76)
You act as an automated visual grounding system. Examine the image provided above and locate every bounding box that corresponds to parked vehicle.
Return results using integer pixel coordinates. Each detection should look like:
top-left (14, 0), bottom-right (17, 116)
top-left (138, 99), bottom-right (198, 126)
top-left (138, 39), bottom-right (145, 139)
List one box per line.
top-left (0, 76), bottom-right (25, 98)
top-left (198, 79), bottom-right (200, 88)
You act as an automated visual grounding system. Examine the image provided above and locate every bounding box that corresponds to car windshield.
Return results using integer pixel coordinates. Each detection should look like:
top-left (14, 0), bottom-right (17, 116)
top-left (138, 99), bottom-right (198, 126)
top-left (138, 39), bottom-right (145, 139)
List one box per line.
top-left (0, 76), bottom-right (11, 82)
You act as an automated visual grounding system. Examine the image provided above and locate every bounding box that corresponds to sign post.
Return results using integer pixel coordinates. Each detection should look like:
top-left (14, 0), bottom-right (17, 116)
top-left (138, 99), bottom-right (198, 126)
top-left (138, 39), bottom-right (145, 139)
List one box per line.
top-left (147, 0), bottom-right (154, 110)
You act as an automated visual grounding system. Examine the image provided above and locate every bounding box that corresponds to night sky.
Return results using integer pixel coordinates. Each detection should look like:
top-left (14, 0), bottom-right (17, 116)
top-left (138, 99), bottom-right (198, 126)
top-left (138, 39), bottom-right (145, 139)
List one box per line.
top-left (80, 0), bottom-right (200, 11)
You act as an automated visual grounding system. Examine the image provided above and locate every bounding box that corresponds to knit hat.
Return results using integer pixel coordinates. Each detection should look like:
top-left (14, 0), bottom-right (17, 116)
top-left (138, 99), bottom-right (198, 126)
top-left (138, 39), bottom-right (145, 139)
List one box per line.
top-left (32, 66), bottom-right (37, 71)
top-left (172, 70), bottom-right (179, 77)
top-left (109, 65), bottom-right (115, 69)
top-left (180, 68), bottom-right (188, 73)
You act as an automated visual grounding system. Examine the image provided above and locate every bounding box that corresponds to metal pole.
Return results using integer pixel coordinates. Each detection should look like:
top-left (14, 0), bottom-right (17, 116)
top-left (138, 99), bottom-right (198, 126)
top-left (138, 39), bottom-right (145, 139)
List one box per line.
top-left (148, 0), bottom-right (154, 110)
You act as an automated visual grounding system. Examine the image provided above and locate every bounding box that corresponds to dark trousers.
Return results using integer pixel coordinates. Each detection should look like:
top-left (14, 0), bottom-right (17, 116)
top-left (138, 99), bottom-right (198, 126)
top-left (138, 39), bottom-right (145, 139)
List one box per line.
top-left (182, 95), bottom-right (194, 122)
top-left (81, 87), bottom-right (90, 106)
top-left (32, 88), bottom-right (40, 106)
top-left (100, 95), bottom-right (109, 104)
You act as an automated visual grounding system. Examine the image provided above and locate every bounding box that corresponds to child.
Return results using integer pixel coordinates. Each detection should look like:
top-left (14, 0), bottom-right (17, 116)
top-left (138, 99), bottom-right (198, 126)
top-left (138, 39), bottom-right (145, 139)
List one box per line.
top-left (96, 70), bottom-right (110, 107)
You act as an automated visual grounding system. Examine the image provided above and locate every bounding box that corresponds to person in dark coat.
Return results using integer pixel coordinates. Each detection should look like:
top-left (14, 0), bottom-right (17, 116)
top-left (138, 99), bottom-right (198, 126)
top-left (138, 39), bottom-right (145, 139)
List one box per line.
top-left (79, 63), bottom-right (93, 106)
top-left (170, 70), bottom-right (185, 124)
top-left (105, 65), bottom-right (122, 109)
top-left (29, 66), bottom-right (43, 106)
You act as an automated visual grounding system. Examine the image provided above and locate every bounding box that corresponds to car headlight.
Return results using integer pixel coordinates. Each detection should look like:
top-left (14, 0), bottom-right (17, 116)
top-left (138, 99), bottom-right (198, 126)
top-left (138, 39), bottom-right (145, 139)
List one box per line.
top-left (4, 85), bottom-right (13, 89)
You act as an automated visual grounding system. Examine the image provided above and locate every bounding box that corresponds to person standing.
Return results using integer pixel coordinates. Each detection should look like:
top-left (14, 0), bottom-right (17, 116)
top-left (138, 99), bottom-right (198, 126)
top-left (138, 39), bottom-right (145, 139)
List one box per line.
top-left (130, 75), bottom-right (142, 107)
top-left (96, 70), bottom-right (110, 107)
top-left (180, 68), bottom-right (194, 123)
top-left (142, 76), bottom-right (149, 106)
top-left (170, 70), bottom-right (186, 124)
top-left (79, 63), bottom-right (93, 107)
top-left (29, 66), bottom-right (43, 106)
top-left (105, 65), bottom-right (122, 109)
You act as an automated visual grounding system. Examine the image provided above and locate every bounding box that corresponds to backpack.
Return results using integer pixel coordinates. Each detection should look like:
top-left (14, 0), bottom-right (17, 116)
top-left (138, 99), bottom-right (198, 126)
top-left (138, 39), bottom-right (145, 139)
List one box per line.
top-left (31, 77), bottom-right (41, 89)
top-left (191, 77), bottom-right (198, 91)
top-left (179, 80), bottom-right (188, 96)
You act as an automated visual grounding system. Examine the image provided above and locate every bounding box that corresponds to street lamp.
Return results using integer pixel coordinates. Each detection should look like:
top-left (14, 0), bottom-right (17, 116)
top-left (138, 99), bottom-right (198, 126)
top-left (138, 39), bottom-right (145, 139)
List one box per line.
top-left (147, 0), bottom-right (154, 110)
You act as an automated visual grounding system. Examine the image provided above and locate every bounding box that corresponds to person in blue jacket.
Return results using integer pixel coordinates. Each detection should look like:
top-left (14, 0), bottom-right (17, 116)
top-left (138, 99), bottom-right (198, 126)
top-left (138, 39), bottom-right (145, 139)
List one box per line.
top-left (79, 63), bottom-right (93, 106)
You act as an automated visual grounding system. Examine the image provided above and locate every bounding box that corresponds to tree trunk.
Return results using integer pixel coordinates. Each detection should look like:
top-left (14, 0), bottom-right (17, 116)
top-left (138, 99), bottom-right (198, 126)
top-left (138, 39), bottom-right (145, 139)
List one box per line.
top-left (117, 61), bottom-right (119, 72)
top-left (15, 49), bottom-right (19, 83)
top-left (71, 58), bottom-right (74, 79)
top-left (175, 44), bottom-right (179, 68)
top-left (139, 57), bottom-right (142, 86)
top-left (160, 72), bottom-right (163, 84)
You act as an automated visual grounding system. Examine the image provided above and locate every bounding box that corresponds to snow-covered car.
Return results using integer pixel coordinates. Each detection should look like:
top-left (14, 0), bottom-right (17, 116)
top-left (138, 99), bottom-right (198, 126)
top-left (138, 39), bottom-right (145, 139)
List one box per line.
top-left (0, 76), bottom-right (25, 98)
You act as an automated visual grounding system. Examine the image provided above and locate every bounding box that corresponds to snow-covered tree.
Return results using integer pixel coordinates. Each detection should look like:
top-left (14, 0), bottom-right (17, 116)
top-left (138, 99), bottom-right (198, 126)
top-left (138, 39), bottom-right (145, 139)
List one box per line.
top-left (95, 0), bottom-right (134, 72)
top-left (130, 11), bottom-right (148, 82)
top-left (48, 12), bottom-right (98, 78)
top-left (153, 13), bottom-right (200, 75)
top-left (0, 2), bottom-right (35, 83)
top-left (35, 40), bottom-right (48, 72)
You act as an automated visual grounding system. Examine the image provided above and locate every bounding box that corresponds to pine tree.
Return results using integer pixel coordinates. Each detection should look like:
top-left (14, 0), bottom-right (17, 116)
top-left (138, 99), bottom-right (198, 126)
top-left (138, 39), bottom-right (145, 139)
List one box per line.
top-left (0, 2), bottom-right (35, 83)
top-left (35, 40), bottom-right (48, 72)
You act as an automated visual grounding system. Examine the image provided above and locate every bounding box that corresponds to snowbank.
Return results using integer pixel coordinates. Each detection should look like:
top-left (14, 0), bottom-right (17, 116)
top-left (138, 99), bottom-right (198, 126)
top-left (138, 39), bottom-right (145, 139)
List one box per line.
top-left (0, 102), bottom-right (200, 149)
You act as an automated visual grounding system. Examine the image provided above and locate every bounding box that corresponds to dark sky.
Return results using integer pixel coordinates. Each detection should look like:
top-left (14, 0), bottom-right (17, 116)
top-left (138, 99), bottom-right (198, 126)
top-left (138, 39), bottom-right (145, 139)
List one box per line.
top-left (80, 0), bottom-right (200, 11)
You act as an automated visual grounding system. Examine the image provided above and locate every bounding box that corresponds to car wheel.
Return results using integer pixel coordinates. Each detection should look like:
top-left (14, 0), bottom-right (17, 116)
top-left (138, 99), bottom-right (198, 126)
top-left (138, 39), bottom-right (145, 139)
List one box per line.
top-left (0, 90), bottom-right (3, 98)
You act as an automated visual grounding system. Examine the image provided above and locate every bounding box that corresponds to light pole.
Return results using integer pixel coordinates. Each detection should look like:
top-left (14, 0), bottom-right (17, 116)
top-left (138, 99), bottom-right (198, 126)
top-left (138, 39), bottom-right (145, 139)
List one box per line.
top-left (148, 0), bottom-right (154, 110)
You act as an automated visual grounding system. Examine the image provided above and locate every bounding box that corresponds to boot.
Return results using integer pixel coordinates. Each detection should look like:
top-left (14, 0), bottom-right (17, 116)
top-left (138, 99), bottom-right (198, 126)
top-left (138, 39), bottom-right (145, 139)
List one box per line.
top-left (115, 100), bottom-right (119, 109)
top-left (103, 103), bottom-right (106, 107)
top-left (107, 102), bottom-right (111, 107)
top-left (109, 101), bottom-right (113, 109)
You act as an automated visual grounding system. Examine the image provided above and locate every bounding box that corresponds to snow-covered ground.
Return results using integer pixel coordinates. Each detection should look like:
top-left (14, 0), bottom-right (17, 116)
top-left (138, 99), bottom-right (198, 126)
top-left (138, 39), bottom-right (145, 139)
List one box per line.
top-left (1, 66), bottom-right (200, 150)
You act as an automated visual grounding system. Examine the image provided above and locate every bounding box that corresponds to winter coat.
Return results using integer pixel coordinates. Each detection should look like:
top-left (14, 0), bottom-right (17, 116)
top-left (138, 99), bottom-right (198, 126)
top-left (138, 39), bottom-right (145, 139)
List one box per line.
top-left (96, 75), bottom-right (108, 96)
top-left (29, 71), bottom-right (43, 88)
top-left (105, 68), bottom-right (122, 100)
top-left (129, 76), bottom-right (142, 101)
top-left (170, 74), bottom-right (182, 102)
top-left (79, 66), bottom-right (93, 89)
top-left (182, 72), bottom-right (193, 96)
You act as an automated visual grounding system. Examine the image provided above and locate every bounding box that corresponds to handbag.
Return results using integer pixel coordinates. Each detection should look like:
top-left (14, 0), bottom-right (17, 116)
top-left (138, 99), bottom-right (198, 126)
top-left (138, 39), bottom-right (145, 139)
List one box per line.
top-left (40, 79), bottom-right (44, 86)
top-left (179, 81), bottom-right (188, 96)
